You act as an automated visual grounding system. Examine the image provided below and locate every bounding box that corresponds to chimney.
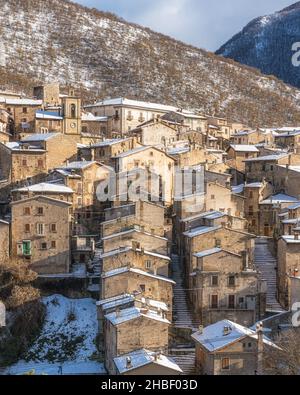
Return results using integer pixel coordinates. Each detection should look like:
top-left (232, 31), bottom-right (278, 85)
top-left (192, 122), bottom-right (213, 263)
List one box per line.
top-left (223, 326), bottom-right (232, 336)
top-left (126, 357), bottom-right (132, 369)
top-left (116, 308), bottom-right (120, 318)
top-left (198, 325), bottom-right (204, 335)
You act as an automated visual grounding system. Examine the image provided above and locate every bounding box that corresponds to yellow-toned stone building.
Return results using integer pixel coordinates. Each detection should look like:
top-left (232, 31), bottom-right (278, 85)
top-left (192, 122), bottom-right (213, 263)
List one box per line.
top-left (10, 196), bottom-right (72, 274)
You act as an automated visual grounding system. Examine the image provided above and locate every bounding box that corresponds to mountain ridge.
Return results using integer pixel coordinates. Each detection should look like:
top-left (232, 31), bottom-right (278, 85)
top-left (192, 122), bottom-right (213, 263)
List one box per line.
top-left (216, 2), bottom-right (300, 91)
top-left (1, 0), bottom-right (300, 126)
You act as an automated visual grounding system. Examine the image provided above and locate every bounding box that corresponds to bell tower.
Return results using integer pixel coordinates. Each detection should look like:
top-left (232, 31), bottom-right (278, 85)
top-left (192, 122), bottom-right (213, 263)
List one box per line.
top-left (61, 92), bottom-right (81, 136)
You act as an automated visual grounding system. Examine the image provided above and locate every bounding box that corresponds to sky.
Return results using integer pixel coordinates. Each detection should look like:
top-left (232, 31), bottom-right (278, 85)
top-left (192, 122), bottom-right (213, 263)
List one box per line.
top-left (75, 0), bottom-right (295, 51)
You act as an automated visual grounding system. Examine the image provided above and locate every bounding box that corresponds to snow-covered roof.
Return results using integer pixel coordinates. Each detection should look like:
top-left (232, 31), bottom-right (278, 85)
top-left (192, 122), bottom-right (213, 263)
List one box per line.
top-left (278, 165), bottom-right (300, 173)
top-left (244, 154), bottom-right (288, 162)
top-left (89, 138), bottom-right (131, 148)
top-left (183, 225), bottom-right (222, 238)
top-left (22, 133), bottom-right (60, 142)
top-left (102, 266), bottom-right (175, 284)
top-left (60, 161), bottom-right (96, 170)
top-left (114, 349), bottom-right (182, 374)
top-left (97, 294), bottom-right (135, 311)
top-left (3, 142), bottom-right (46, 152)
top-left (85, 97), bottom-right (179, 113)
top-left (13, 182), bottom-right (74, 194)
top-left (260, 194), bottom-right (299, 205)
top-left (36, 111), bottom-right (63, 120)
top-left (281, 235), bottom-right (300, 244)
top-left (81, 112), bottom-right (108, 122)
top-left (229, 145), bottom-right (259, 153)
top-left (275, 130), bottom-right (300, 138)
top-left (5, 98), bottom-right (43, 106)
top-left (167, 147), bottom-right (190, 155)
top-left (244, 182), bottom-right (264, 188)
top-left (233, 130), bottom-right (257, 136)
top-left (180, 211), bottom-right (226, 223)
top-left (192, 319), bottom-right (278, 352)
top-left (100, 247), bottom-right (170, 261)
top-left (287, 203), bottom-right (300, 210)
top-left (232, 184), bottom-right (244, 194)
top-left (114, 146), bottom-right (152, 159)
top-left (194, 248), bottom-right (222, 258)
top-left (102, 228), bottom-right (167, 242)
top-left (105, 306), bottom-right (170, 326)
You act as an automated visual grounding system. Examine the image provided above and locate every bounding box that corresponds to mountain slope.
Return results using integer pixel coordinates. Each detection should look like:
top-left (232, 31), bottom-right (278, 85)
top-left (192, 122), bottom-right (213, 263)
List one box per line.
top-left (1, 0), bottom-right (300, 126)
top-left (216, 2), bottom-right (300, 90)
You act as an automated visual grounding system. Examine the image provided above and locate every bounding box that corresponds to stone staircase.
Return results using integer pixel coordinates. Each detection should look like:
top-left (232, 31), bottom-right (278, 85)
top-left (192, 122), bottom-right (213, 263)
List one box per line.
top-left (168, 348), bottom-right (196, 375)
top-left (88, 248), bottom-right (102, 278)
top-left (255, 238), bottom-right (285, 313)
top-left (172, 255), bottom-right (200, 330)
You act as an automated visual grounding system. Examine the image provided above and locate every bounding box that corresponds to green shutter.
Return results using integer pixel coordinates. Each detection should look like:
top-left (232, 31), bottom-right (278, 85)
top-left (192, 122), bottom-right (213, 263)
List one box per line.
top-left (22, 241), bottom-right (31, 256)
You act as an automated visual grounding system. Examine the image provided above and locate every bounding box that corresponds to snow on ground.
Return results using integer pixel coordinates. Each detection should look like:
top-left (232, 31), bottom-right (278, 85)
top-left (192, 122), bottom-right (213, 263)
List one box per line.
top-left (5, 295), bottom-right (106, 375)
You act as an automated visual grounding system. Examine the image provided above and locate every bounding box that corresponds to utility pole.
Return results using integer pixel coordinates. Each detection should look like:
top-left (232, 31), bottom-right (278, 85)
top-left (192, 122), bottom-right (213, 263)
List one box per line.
top-left (256, 321), bottom-right (264, 375)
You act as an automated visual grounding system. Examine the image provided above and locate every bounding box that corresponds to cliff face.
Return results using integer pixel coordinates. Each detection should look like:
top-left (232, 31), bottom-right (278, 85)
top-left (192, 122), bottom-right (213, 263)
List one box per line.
top-left (1, 0), bottom-right (300, 127)
top-left (217, 2), bottom-right (300, 90)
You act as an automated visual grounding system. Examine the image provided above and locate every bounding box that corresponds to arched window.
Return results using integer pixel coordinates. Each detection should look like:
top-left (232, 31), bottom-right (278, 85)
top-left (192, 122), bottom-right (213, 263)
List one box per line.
top-left (70, 104), bottom-right (76, 118)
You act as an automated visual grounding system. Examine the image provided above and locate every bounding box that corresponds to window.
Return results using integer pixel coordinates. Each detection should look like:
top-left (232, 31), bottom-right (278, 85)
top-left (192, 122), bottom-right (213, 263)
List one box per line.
top-left (50, 224), bottom-right (57, 233)
top-left (221, 358), bottom-right (230, 371)
top-left (24, 224), bottom-right (30, 233)
top-left (24, 207), bottom-right (31, 215)
top-left (145, 260), bottom-right (152, 270)
top-left (211, 195), bottom-right (215, 200)
top-left (140, 284), bottom-right (146, 292)
top-left (228, 295), bottom-right (235, 309)
top-left (228, 275), bottom-right (236, 287)
top-left (37, 207), bottom-right (44, 216)
top-left (70, 104), bottom-right (76, 118)
top-left (51, 241), bottom-right (56, 249)
top-left (22, 159), bottom-right (27, 166)
top-left (249, 191), bottom-right (253, 199)
top-left (40, 242), bottom-right (47, 250)
top-left (21, 118), bottom-right (27, 123)
top-left (36, 223), bottom-right (45, 236)
top-left (211, 275), bottom-right (219, 286)
top-left (22, 107), bottom-right (28, 114)
top-left (77, 197), bottom-right (82, 207)
top-left (211, 295), bottom-right (218, 309)
top-left (37, 159), bottom-right (44, 168)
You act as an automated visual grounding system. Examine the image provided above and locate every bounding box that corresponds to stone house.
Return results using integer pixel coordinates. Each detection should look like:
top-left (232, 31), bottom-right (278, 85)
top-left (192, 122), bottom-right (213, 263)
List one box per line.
top-left (101, 267), bottom-right (175, 309)
top-left (0, 141), bottom-right (47, 193)
top-left (50, 161), bottom-right (110, 234)
top-left (183, 226), bottom-right (256, 286)
top-left (277, 233), bottom-right (300, 308)
top-left (104, 306), bottom-right (170, 374)
top-left (227, 145), bottom-right (259, 173)
top-left (101, 247), bottom-right (170, 277)
top-left (244, 154), bottom-right (290, 184)
top-left (111, 146), bottom-right (175, 206)
top-left (102, 228), bottom-right (169, 256)
top-left (33, 83), bottom-right (61, 107)
top-left (97, 294), bottom-right (170, 334)
top-left (280, 203), bottom-right (300, 236)
top-left (102, 200), bottom-right (167, 239)
top-left (113, 349), bottom-right (182, 375)
top-left (275, 130), bottom-right (300, 151)
top-left (274, 164), bottom-right (300, 198)
top-left (84, 97), bottom-right (206, 135)
top-left (3, 98), bottom-right (43, 139)
top-left (244, 181), bottom-right (274, 235)
top-left (11, 182), bottom-right (74, 204)
top-left (35, 110), bottom-right (63, 134)
top-left (190, 248), bottom-right (264, 326)
top-left (192, 320), bottom-right (278, 375)
top-left (131, 119), bottom-right (178, 146)
top-left (0, 219), bottom-right (9, 266)
top-left (10, 196), bottom-right (72, 274)
top-left (167, 143), bottom-right (209, 168)
top-left (81, 112), bottom-right (108, 138)
top-left (230, 130), bottom-right (264, 146)
top-left (21, 133), bottom-right (78, 171)
top-left (78, 138), bottom-right (137, 166)
top-left (259, 193), bottom-right (299, 237)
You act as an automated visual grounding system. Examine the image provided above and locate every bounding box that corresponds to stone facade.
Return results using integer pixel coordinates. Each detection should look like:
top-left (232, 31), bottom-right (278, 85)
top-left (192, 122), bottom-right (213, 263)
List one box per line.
top-left (10, 196), bottom-right (71, 274)
top-left (0, 220), bottom-right (9, 266)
